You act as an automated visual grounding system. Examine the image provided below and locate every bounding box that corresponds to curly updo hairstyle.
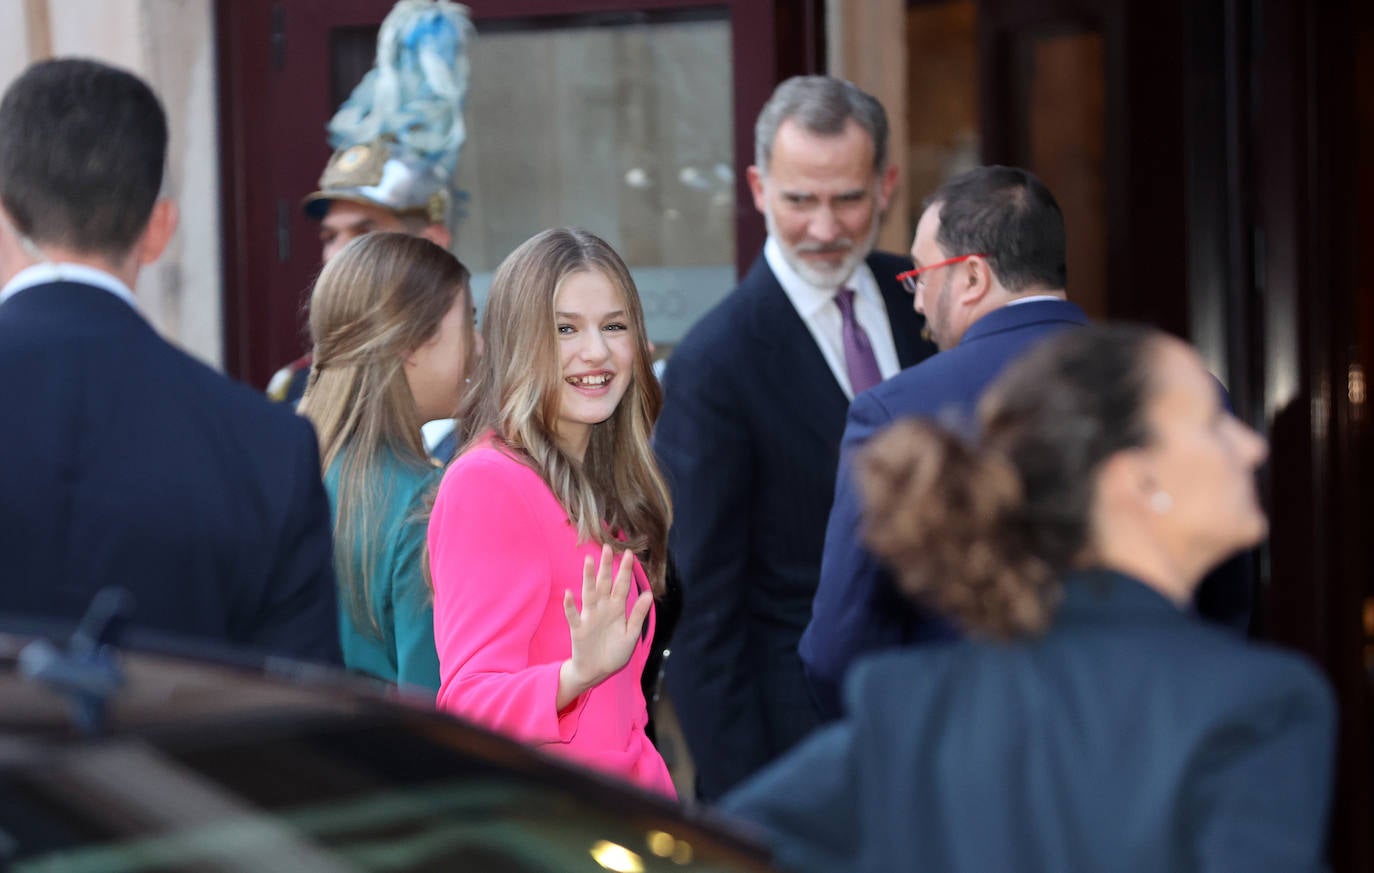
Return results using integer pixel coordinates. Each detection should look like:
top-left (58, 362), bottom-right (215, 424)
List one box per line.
top-left (858, 324), bottom-right (1160, 639)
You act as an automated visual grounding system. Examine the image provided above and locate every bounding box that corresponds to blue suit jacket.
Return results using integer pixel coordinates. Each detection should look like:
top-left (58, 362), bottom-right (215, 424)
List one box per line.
top-left (801, 299), bottom-right (1255, 718)
top-left (800, 299), bottom-right (1089, 716)
top-left (654, 251), bottom-right (936, 801)
top-left (726, 570), bottom-right (1336, 873)
top-left (0, 281), bottom-right (340, 663)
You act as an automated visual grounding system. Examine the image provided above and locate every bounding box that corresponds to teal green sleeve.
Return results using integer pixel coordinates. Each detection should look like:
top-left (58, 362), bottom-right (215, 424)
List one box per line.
top-left (388, 509), bottom-right (442, 693)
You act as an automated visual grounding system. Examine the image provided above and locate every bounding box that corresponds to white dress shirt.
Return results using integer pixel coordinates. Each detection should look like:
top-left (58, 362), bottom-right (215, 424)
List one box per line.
top-left (0, 262), bottom-right (138, 308)
top-left (1005, 293), bottom-right (1066, 307)
top-left (764, 237), bottom-right (901, 400)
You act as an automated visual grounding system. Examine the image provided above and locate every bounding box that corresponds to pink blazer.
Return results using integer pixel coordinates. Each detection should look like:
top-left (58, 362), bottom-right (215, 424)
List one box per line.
top-left (428, 438), bottom-right (675, 798)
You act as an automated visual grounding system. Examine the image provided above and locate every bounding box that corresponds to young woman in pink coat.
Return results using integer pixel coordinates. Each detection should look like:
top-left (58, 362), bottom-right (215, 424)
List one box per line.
top-left (428, 227), bottom-right (676, 797)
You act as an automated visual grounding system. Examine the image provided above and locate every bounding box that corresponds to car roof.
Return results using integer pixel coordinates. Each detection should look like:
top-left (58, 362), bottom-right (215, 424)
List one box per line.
top-left (0, 631), bottom-right (775, 872)
top-left (0, 632), bottom-right (370, 738)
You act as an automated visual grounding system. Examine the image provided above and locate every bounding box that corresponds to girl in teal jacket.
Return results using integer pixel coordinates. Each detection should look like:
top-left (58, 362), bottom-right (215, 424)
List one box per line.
top-left (299, 232), bottom-right (479, 692)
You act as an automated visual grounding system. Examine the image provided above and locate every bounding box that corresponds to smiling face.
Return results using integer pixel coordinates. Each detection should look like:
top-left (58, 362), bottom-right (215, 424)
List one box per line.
top-left (749, 118), bottom-right (894, 288)
top-left (553, 269), bottom-right (635, 461)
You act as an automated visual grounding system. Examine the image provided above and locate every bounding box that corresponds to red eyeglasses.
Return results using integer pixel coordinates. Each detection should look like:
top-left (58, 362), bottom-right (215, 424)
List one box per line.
top-left (896, 253), bottom-right (986, 295)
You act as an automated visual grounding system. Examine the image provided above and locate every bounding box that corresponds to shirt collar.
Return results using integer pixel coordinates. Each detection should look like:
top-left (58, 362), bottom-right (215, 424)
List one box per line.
top-left (764, 236), bottom-right (874, 319)
top-left (958, 298), bottom-right (1088, 347)
top-left (0, 262), bottom-right (138, 308)
top-left (1005, 293), bottom-right (1066, 307)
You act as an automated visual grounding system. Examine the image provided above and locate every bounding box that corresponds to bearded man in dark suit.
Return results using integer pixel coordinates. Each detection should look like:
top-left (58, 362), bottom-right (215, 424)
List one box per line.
top-left (655, 75), bottom-right (936, 802)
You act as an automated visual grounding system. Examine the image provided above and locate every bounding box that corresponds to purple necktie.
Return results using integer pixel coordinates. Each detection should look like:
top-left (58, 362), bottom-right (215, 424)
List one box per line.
top-left (835, 287), bottom-right (883, 395)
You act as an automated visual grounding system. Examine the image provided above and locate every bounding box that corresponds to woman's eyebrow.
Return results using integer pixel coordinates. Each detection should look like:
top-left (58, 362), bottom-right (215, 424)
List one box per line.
top-left (555, 310), bottom-right (626, 319)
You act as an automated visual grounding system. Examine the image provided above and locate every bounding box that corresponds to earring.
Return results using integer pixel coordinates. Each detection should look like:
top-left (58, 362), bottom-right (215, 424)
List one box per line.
top-left (1149, 491), bottom-right (1173, 514)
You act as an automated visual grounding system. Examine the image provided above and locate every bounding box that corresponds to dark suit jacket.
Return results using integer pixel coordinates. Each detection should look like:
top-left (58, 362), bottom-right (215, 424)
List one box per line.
top-left (801, 299), bottom-right (1254, 719)
top-left (726, 570), bottom-right (1336, 873)
top-left (0, 281), bottom-right (340, 663)
top-left (655, 250), bottom-right (936, 801)
top-left (800, 299), bottom-right (1088, 716)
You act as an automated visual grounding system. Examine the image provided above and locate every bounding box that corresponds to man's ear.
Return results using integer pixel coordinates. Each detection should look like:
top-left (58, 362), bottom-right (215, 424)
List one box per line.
top-left (956, 256), bottom-right (993, 305)
top-left (0, 204), bottom-right (32, 285)
top-left (136, 199), bottom-right (178, 266)
top-left (876, 162), bottom-right (899, 213)
top-left (747, 165), bottom-right (769, 215)
top-left (419, 223), bottom-right (452, 251)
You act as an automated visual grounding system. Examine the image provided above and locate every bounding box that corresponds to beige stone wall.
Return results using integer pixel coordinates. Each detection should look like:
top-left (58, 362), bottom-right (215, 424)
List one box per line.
top-left (0, 0), bottom-right (223, 369)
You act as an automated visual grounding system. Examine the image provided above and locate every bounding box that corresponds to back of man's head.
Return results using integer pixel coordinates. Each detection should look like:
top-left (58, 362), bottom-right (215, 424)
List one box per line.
top-left (754, 75), bottom-right (889, 175)
top-left (926, 165), bottom-right (1066, 293)
top-left (0, 59), bottom-right (167, 260)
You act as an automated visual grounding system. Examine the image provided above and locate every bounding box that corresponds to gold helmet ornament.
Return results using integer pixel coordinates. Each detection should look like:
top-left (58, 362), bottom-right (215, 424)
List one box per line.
top-left (302, 0), bottom-right (474, 226)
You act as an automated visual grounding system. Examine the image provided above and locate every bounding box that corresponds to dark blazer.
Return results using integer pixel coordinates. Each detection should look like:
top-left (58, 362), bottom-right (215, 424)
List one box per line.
top-left (0, 281), bottom-right (340, 663)
top-left (800, 299), bottom-right (1088, 717)
top-left (726, 570), bottom-right (1336, 873)
top-left (801, 299), bottom-right (1254, 719)
top-left (655, 250), bottom-right (935, 801)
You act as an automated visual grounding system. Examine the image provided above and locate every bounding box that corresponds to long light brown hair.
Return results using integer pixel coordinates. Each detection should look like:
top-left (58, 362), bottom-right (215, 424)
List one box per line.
top-left (299, 232), bottom-right (473, 632)
top-left (459, 227), bottom-right (671, 595)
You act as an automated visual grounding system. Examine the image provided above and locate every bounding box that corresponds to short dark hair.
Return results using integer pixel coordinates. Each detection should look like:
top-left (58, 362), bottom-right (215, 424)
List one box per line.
top-left (0, 59), bottom-right (167, 258)
top-left (925, 165), bottom-right (1067, 293)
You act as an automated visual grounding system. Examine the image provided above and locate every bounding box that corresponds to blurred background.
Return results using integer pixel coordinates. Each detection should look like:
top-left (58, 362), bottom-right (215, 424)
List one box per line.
top-left (2, 1), bottom-right (1370, 869)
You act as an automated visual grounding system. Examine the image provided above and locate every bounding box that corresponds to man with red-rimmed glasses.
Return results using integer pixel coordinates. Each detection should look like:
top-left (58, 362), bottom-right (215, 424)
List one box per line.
top-left (800, 165), bottom-right (1087, 719)
top-left (801, 165), bottom-right (1254, 721)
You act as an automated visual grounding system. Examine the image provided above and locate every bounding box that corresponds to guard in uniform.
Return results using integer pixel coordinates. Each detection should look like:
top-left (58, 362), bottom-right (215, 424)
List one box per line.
top-left (266, 0), bottom-right (473, 407)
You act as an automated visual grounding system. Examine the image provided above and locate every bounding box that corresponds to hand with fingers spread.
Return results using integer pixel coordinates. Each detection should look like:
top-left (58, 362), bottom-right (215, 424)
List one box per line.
top-left (557, 543), bottom-right (655, 711)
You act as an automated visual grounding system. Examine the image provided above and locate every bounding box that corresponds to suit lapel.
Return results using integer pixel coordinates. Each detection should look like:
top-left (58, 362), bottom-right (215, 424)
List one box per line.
top-left (743, 256), bottom-right (850, 431)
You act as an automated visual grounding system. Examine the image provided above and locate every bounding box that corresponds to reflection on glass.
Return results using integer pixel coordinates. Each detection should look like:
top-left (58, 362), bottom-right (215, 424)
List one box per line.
top-left (454, 15), bottom-right (735, 348)
top-left (590, 839), bottom-right (646, 872)
top-left (905, 2), bottom-right (979, 224)
top-left (1348, 362), bottom-right (1366, 407)
top-left (1026, 30), bottom-right (1107, 320)
top-left (647, 830), bottom-right (676, 857)
top-left (672, 840), bottom-right (694, 865)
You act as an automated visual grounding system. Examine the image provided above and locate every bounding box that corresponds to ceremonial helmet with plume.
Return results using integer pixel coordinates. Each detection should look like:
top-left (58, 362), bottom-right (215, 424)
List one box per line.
top-left (303, 0), bottom-right (474, 226)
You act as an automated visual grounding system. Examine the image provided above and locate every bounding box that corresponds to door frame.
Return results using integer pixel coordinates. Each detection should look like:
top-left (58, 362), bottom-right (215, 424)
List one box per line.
top-left (215, 0), bottom-right (824, 388)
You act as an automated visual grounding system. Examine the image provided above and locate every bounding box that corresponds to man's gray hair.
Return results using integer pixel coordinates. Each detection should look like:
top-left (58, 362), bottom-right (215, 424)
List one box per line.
top-left (753, 75), bottom-right (889, 175)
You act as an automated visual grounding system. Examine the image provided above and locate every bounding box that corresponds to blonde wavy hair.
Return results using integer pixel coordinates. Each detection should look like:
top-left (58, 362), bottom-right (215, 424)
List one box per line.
top-left (459, 227), bottom-right (671, 595)
top-left (298, 232), bottom-right (473, 633)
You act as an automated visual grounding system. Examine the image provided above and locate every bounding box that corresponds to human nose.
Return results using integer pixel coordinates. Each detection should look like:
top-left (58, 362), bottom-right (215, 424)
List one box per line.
top-left (578, 328), bottom-right (610, 363)
top-left (1233, 418), bottom-right (1269, 467)
top-left (808, 205), bottom-right (840, 243)
top-left (913, 282), bottom-right (927, 314)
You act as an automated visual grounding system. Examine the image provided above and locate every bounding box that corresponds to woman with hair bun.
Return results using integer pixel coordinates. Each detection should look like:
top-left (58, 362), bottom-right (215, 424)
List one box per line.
top-left (724, 324), bottom-right (1335, 873)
